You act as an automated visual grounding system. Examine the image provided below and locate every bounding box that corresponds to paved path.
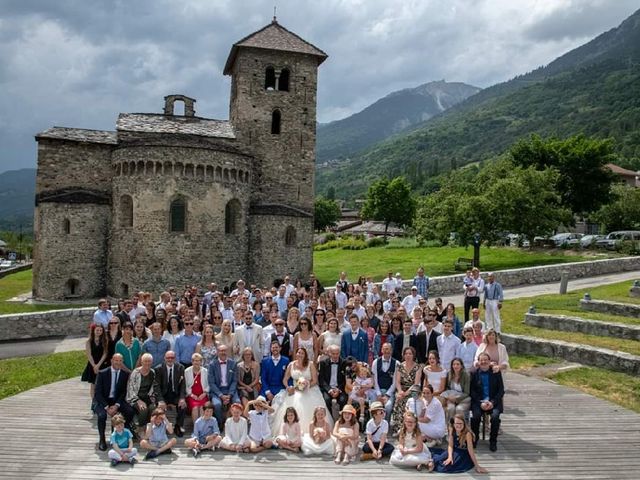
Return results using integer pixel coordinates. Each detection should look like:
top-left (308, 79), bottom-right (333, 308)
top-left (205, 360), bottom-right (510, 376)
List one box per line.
top-left (0, 371), bottom-right (638, 479)
top-left (1, 271), bottom-right (638, 360)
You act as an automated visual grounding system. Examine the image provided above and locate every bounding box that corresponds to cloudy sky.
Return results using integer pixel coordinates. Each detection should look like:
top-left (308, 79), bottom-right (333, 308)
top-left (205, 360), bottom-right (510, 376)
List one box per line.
top-left (0, 0), bottom-right (638, 173)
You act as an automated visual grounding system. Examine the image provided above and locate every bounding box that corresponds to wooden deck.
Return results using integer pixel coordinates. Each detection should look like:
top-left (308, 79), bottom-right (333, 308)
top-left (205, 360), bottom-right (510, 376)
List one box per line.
top-left (0, 373), bottom-right (639, 479)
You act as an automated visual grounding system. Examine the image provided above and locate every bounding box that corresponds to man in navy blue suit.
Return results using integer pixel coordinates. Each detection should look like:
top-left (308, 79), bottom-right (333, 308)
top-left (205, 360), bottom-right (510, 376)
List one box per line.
top-left (93, 354), bottom-right (135, 450)
top-left (470, 352), bottom-right (505, 452)
top-left (340, 314), bottom-right (369, 363)
top-left (207, 344), bottom-right (240, 428)
top-left (260, 340), bottom-right (290, 403)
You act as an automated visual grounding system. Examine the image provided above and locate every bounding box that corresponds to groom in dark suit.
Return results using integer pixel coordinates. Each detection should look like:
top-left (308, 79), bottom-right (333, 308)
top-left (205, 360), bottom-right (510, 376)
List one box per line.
top-left (93, 354), bottom-right (135, 450)
top-left (208, 344), bottom-right (240, 428)
top-left (470, 352), bottom-right (505, 452)
top-left (340, 314), bottom-right (369, 363)
top-left (318, 344), bottom-right (347, 420)
top-left (260, 340), bottom-right (290, 402)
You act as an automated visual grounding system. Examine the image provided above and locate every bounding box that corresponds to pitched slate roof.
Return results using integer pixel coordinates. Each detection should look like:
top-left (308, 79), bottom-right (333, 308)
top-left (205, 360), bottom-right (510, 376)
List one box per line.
top-left (224, 19), bottom-right (328, 74)
top-left (116, 113), bottom-right (235, 139)
top-left (36, 127), bottom-right (118, 145)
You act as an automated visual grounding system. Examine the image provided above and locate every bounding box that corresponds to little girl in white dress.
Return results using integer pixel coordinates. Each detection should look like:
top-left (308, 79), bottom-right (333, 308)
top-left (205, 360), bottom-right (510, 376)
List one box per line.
top-left (390, 412), bottom-right (433, 471)
top-left (348, 363), bottom-right (375, 421)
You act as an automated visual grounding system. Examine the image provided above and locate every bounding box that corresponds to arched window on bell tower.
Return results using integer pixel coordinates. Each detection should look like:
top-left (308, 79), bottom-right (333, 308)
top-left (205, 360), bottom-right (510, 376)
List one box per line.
top-left (265, 66), bottom-right (276, 90)
top-left (271, 109), bottom-right (281, 135)
top-left (279, 68), bottom-right (290, 91)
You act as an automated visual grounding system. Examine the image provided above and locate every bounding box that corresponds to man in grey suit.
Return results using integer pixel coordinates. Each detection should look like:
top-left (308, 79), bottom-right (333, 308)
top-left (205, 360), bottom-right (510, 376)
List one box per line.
top-left (207, 344), bottom-right (240, 428)
top-left (233, 310), bottom-right (264, 362)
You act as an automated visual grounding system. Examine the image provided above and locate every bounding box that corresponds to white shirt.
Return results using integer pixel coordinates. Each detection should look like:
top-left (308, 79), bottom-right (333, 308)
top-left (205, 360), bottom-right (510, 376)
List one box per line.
top-left (334, 291), bottom-right (347, 309)
top-left (366, 418), bottom-right (389, 442)
top-left (381, 277), bottom-right (396, 293)
top-left (219, 360), bottom-right (228, 387)
top-left (329, 361), bottom-right (339, 388)
top-left (224, 417), bottom-right (248, 444)
top-left (437, 333), bottom-right (461, 372)
top-left (401, 294), bottom-right (422, 314)
top-left (248, 410), bottom-right (272, 441)
top-left (352, 305), bottom-right (366, 320)
top-left (372, 357), bottom-right (396, 396)
top-left (456, 341), bottom-right (478, 372)
top-left (109, 368), bottom-right (120, 398)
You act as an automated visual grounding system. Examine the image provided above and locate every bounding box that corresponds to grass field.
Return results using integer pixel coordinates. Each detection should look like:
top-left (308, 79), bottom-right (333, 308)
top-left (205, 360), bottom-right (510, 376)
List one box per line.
top-left (0, 269), bottom-right (89, 315)
top-left (313, 245), bottom-right (596, 285)
top-left (0, 350), bottom-right (85, 400)
top-left (502, 280), bottom-right (640, 356)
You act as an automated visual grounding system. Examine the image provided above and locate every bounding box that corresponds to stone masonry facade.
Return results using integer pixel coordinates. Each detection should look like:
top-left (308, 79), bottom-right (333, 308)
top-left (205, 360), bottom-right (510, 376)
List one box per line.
top-left (32, 20), bottom-right (327, 300)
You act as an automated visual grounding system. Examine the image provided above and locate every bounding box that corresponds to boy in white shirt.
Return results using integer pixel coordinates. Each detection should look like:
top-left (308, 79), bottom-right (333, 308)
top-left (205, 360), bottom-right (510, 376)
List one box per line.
top-left (245, 396), bottom-right (274, 452)
top-left (362, 401), bottom-right (393, 460)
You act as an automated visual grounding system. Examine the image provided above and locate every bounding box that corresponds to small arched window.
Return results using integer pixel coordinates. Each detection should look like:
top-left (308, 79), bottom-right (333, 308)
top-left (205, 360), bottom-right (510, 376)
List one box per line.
top-left (271, 109), bottom-right (281, 135)
top-left (63, 218), bottom-right (70, 235)
top-left (170, 197), bottom-right (186, 232)
top-left (279, 68), bottom-right (290, 91)
top-left (120, 195), bottom-right (133, 228)
top-left (285, 226), bottom-right (296, 247)
top-left (225, 199), bottom-right (241, 235)
top-left (265, 66), bottom-right (276, 90)
top-left (65, 279), bottom-right (80, 297)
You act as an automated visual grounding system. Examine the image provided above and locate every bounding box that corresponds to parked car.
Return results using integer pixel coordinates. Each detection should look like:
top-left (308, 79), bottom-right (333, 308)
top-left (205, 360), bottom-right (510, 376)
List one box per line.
top-left (0, 260), bottom-right (14, 270)
top-left (550, 233), bottom-right (583, 247)
top-left (596, 231), bottom-right (640, 250)
top-left (580, 234), bottom-right (605, 248)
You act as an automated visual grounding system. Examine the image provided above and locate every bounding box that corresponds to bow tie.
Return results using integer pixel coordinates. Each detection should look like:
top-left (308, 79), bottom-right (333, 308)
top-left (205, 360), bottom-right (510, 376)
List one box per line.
top-left (331, 362), bottom-right (339, 365)
top-left (257, 412), bottom-right (263, 415)
top-left (246, 326), bottom-right (252, 329)
top-left (219, 361), bottom-right (227, 365)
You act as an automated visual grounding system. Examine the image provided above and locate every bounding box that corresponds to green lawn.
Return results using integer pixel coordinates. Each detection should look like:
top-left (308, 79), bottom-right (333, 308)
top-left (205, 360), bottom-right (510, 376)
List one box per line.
top-left (0, 350), bottom-right (86, 400)
top-left (550, 367), bottom-right (640, 413)
top-left (502, 280), bottom-right (640, 355)
top-left (313, 245), bottom-right (596, 285)
top-left (0, 270), bottom-right (89, 315)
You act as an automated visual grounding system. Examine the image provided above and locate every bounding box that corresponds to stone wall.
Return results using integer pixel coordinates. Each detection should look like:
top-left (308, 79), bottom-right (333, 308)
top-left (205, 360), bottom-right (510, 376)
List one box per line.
top-left (396, 256), bottom-right (640, 297)
top-left (502, 333), bottom-right (640, 375)
top-left (0, 263), bottom-right (32, 280)
top-left (0, 307), bottom-right (93, 341)
top-left (580, 299), bottom-right (640, 319)
top-left (524, 313), bottom-right (640, 341)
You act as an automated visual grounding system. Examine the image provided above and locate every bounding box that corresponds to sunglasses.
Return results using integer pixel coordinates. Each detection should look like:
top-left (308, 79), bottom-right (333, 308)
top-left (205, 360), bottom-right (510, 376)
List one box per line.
top-left (109, 322), bottom-right (119, 325)
top-left (184, 322), bottom-right (194, 325)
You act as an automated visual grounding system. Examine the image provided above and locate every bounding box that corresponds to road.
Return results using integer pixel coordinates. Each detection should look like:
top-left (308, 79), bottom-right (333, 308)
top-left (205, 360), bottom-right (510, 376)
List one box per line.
top-left (0, 270), bottom-right (638, 360)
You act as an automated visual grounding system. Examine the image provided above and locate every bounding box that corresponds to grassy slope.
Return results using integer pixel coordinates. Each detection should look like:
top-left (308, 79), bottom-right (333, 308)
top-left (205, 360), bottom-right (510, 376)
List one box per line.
top-left (313, 245), bottom-right (591, 285)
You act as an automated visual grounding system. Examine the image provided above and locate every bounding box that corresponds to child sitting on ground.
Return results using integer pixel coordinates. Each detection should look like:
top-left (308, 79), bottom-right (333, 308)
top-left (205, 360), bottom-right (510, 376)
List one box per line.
top-left (184, 401), bottom-right (222, 457)
top-left (362, 401), bottom-right (393, 460)
top-left (301, 406), bottom-right (334, 456)
top-left (389, 411), bottom-right (432, 471)
top-left (108, 414), bottom-right (138, 466)
top-left (332, 404), bottom-right (359, 465)
top-left (245, 396), bottom-right (275, 452)
top-left (140, 407), bottom-right (177, 460)
top-left (220, 403), bottom-right (251, 453)
top-left (275, 407), bottom-right (302, 452)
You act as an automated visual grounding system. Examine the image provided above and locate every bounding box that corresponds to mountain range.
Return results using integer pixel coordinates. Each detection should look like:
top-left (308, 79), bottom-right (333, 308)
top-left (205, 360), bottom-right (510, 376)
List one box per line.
top-left (0, 168), bottom-right (35, 231)
top-left (316, 7), bottom-right (640, 199)
top-left (316, 80), bottom-right (480, 163)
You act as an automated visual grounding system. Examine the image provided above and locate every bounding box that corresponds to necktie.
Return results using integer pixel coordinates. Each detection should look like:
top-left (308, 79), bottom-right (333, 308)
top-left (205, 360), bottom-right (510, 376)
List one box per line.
top-left (168, 367), bottom-right (174, 392)
top-left (115, 370), bottom-right (120, 386)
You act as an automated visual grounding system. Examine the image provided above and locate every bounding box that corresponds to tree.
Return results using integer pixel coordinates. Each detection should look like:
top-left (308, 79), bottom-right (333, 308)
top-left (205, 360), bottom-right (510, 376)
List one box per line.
top-left (326, 186), bottom-right (336, 200)
top-left (314, 197), bottom-right (341, 232)
top-left (361, 177), bottom-right (415, 240)
top-left (592, 183), bottom-right (640, 232)
top-left (510, 134), bottom-right (617, 216)
top-left (414, 158), bottom-right (572, 246)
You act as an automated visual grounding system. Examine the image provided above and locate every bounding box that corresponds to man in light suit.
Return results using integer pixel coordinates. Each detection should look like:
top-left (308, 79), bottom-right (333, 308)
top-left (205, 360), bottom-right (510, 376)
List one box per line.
top-left (233, 310), bottom-right (264, 362)
top-left (340, 313), bottom-right (369, 363)
top-left (153, 350), bottom-right (187, 437)
top-left (260, 340), bottom-right (290, 403)
top-left (93, 354), bottom-right (135, 450)
top-left (208, 344), bottom-right (239, 428)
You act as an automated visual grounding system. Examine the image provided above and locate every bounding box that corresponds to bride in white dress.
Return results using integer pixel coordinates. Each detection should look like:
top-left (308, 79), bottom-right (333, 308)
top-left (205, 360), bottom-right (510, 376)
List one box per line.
top-left (271, 348), bottom-right (334, 436)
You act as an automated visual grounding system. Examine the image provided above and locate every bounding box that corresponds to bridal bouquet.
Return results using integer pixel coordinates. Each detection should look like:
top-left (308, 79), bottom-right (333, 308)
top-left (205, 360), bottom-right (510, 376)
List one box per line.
top-left (295, 377), bottom-right (309, 392)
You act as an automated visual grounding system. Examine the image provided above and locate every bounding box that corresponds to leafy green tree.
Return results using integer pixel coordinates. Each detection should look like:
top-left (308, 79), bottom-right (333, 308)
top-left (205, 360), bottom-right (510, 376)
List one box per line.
top-left (326, 186), bottom-right (336, 200)
top-left (314, 197), bottom-right (341, 232)
top-left (510, 134), bottom-right (617, 216)
top-left (361, 177), bottom-right (415, 240)
top-left (415, 158), bottom-right (571, 246)
top-left (592, 184), bottom-right (640, 232)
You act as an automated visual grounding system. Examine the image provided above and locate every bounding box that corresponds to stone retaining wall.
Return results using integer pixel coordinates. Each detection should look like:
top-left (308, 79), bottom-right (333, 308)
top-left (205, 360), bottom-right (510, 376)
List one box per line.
top-left (0, 307), bottom-right (93, 341)
top-left (393, 256), bottom-right (640, 297)
top-left (501, 333), bottom-right (640, 375)
top-left (524, 313), bottom-right (640, 341)
top-left (0, 263), bottom-right (32, 280)
top-left (580, 299), bottom-right (640, 319)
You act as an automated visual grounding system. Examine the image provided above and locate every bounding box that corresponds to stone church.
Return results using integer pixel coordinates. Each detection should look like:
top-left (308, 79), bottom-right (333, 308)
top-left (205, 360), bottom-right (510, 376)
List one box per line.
top-left (32, 20), bottom-right (327, 301)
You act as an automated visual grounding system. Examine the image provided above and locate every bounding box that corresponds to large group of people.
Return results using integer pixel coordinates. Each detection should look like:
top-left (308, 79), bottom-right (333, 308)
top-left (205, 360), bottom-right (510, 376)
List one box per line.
top-left (85, 267), bottom-right (507, 473)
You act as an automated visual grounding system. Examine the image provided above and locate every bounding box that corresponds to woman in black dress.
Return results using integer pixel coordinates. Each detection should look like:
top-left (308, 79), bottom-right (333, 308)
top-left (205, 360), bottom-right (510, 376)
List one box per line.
top-left (81, 324), bottom-right (109, 402)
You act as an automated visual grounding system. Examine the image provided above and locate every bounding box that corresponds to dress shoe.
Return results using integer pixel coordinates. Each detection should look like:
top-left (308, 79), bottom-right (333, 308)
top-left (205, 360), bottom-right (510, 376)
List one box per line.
top-left (174, 425), bottom-right (184, 437)
top-left (489, 441), bottom-right (497, 452)
top-left (98, 440), bottom-right (108, 451)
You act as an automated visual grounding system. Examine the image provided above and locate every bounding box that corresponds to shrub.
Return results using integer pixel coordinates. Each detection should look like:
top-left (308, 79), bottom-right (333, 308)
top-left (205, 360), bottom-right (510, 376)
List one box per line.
top-left (366, 237), bottom-right (387, 248)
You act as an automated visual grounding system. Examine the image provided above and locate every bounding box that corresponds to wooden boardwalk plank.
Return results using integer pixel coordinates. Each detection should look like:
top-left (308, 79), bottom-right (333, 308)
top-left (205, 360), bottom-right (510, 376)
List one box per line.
top-left (0, 373), bottom-right (639, 478)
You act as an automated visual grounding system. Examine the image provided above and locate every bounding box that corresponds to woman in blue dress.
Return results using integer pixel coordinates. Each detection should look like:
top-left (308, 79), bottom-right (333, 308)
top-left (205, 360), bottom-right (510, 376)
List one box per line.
top-left (431, 413), bottom-right (488, 474)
